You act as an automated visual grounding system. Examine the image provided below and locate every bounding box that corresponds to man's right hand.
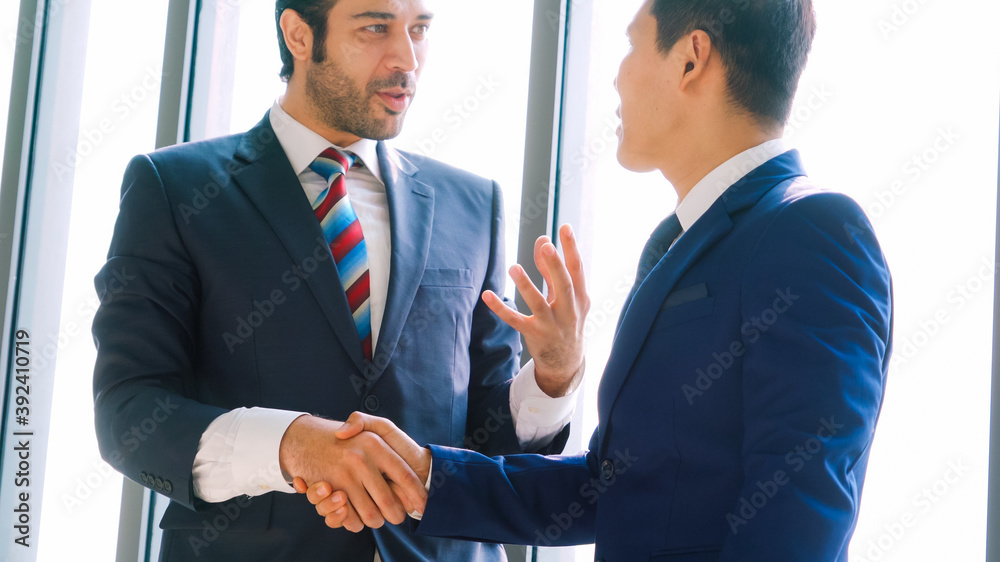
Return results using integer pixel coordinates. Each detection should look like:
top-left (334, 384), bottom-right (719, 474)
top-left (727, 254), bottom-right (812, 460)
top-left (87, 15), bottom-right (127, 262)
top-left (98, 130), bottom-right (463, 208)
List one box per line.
top-left (278, 414), bottom-right (427, 530)
top-left (291, 412), bottom-right (433, 532)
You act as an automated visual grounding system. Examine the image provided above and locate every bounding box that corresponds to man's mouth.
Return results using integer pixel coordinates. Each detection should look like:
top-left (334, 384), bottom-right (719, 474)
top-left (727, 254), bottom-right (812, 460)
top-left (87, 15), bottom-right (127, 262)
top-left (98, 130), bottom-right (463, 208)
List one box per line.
top-left (377, 90), bottom-right (412, 113)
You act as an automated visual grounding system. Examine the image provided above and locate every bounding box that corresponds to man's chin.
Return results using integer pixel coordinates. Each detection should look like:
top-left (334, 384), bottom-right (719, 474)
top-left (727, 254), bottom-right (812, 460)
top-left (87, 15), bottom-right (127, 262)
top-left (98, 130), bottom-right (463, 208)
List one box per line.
top-left (616, 146), bottom-right (653, 173)
top-left (350, 118), bottom-right (406, 142)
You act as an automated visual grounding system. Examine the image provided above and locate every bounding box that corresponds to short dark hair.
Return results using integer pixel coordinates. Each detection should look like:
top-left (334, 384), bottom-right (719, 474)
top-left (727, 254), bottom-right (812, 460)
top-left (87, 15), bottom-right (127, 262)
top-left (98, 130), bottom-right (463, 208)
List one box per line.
top-left (650, 0), bottom-right (816, 126)
top-left (275, 0), bottom-right (337, 82)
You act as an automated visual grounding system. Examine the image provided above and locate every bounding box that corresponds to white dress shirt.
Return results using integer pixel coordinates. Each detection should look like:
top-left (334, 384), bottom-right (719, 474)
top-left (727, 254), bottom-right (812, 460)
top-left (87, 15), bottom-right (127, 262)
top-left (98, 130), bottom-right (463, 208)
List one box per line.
top-left (190, 101), bottom-right (577, 505)
top-left (675, 139), bottom-right (788, 231)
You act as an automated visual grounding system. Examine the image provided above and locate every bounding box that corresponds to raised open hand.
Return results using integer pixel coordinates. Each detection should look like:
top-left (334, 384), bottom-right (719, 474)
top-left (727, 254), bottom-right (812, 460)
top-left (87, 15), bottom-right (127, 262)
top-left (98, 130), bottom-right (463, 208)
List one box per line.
top-left (483, 224), bottom-right (589, 397)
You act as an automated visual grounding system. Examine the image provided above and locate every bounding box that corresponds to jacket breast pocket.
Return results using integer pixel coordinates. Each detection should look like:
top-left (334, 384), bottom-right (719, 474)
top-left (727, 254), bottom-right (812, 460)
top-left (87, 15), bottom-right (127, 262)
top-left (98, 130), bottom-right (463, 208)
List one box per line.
top-left (650, 546), bottom-right (721, 561)
top-left (652, 296), bottom-right (715, 330)
top-left (420, 267), bottom-right (474, 288)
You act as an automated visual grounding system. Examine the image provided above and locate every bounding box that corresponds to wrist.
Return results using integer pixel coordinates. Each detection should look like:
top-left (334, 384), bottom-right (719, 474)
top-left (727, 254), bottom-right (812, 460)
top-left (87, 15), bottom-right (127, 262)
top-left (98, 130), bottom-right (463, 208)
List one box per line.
top-left (278, 414), bottom-right (322, 478)
top-left (535, 358), bottom-right (585, 398)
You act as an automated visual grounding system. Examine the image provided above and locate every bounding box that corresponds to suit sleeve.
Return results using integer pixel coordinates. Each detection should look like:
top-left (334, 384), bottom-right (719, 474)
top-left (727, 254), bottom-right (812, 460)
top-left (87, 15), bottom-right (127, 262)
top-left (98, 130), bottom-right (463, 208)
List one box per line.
top-left (92, 154), bottom-right (227, 510)
top-left (722, 192), bottom-right (892, 559)
top-left (415, 435), bottom-right (598, 546)
top-left (464, 181), bottom-right (569, 456)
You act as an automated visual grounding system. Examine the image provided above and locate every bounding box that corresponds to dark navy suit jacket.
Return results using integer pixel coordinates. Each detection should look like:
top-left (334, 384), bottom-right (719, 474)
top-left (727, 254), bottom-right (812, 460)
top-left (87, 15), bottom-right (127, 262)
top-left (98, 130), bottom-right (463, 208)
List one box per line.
top-left (92, 115), bottom-right (566, 561)
top-left (415, 151), bottom-right (893, 562)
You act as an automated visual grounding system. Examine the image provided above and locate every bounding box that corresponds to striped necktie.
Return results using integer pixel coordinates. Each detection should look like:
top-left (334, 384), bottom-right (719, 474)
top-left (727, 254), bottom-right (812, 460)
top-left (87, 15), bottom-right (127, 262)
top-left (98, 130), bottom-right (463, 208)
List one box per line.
top-left (310, 147), bottom-right (372, 360)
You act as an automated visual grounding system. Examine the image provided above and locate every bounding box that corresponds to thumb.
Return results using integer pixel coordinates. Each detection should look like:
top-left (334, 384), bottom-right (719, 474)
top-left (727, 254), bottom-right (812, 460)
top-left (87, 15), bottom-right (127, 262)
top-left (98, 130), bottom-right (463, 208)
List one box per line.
top-left (333, 411), bottom-right (367, 439)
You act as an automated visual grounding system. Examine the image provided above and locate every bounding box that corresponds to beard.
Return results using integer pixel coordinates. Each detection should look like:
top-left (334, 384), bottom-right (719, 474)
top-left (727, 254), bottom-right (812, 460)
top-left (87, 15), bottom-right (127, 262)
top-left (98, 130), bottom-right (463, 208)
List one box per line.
top-left (305, 57), bottom-right (416, 141)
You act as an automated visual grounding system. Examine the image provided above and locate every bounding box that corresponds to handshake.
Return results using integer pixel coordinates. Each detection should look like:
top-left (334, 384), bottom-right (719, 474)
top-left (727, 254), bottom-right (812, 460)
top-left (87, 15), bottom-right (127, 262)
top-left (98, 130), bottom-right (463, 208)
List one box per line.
top-left (280, 411), bottom-right (433, 533)
top-left (277, 226), bottom-right (588, 532)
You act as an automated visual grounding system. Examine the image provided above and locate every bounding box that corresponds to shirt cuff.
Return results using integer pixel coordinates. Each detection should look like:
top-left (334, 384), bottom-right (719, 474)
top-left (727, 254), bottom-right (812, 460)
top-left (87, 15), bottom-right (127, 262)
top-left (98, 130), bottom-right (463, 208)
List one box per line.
top-left (232, 408), bottom-right (307, 495)
top-left (409, 455), bottom-right (433, 521)
top-left (509, 359), bottom-right (579, 450)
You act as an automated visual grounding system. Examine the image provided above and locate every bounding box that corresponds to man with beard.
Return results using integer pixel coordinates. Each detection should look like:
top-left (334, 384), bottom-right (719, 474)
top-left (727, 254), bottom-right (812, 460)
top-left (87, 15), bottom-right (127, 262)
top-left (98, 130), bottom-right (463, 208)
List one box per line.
top-left (91, 1), bottom-right (588, 560)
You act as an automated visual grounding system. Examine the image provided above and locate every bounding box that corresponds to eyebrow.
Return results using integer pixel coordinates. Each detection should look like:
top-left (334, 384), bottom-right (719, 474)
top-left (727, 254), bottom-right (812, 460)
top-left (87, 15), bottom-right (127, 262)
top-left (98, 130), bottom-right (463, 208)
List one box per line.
top-left (352, 11), bottom-right (434, 21)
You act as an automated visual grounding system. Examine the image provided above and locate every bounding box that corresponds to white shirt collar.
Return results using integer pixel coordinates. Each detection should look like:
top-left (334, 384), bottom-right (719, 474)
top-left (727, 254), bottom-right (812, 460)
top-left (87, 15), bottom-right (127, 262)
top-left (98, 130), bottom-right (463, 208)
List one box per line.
top-left (675, 139), bottom-right (788, 231)
top-left (269, 99), bottom-right (383, 183)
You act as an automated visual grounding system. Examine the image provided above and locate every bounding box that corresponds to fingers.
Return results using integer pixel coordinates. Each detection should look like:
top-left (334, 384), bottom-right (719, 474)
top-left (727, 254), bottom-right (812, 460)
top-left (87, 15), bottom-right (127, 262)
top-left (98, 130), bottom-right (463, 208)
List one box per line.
top-left (305, 481), bottom-right (335, 505)
top-left (340, 480), bottom-right (388, 529)
top-left (391, 481), bottom-right (423, 518)
top-left (333, 411), bottom-right (367, 440)
top-left (340, 502), bottom-right (365, 533)
top-left (330, 413), bottom-right (428, 520)
top-left (367, 437), bottom-right (427, 516)
top-left (292, 476), bottom-right (308, 494)
top-left (304, 482), bottom-right (363, 532)
top-left (482, 290), bottom-right (529, 332)
top-left (559, 224), bottom-right (589, 306)
top-left (539, 241), bottom-right (575, 314)
top-left (510, 263), bottom-right (549, 315)
top-left (533, 236), bottom-right (553, 302)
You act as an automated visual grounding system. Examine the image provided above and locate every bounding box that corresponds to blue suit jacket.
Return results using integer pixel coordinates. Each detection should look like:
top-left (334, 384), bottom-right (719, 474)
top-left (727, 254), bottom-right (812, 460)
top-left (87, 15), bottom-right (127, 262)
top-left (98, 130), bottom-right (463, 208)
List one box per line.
top-left (92, 115), bottom-right (566, 561)
top-left (415, 151), bottom-right (893, 561)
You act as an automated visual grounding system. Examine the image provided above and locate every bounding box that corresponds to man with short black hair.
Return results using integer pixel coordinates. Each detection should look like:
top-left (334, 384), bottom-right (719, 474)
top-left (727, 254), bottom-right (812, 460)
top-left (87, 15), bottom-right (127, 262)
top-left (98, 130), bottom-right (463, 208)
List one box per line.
top-left (92, 0), bottom-right (588, 560)
top-left (305, 0), bottom-right (893, 559)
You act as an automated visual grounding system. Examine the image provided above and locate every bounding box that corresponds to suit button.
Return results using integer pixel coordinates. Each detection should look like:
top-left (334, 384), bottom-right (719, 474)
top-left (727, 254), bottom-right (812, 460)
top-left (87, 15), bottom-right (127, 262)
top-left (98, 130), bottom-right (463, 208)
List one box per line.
top-left (139, 472), bottom-right (149, 485)
top-left (163, 480), bottom-right (173, 494)
top-left (364, 395), bottom-right (380, 412)
top-left (601, 460), bottom-right (615, 481)
top-left (154, 477), bottom-right (164, 490)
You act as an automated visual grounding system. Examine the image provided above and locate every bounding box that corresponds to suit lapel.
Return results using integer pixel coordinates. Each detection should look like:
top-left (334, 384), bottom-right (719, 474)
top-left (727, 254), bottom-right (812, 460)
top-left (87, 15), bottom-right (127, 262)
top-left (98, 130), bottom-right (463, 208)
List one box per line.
top-left (596, 150), bottom-right (807, 454)
top-left (230, 114), bottom-right (369, 373)
top-left (365, 142), bottom-right (435, 386)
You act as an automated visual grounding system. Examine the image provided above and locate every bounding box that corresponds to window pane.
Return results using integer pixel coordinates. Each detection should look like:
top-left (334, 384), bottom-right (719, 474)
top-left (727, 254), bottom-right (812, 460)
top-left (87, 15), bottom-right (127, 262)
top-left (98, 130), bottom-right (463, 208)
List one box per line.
top-left (219, 0), bottom-right (535, 294)
top-left (561, 0), bottom-right (997, 560)
top-left (0, 1), bottom-right (22, 168)
top-left (36, 1), bottom-right (170, 560)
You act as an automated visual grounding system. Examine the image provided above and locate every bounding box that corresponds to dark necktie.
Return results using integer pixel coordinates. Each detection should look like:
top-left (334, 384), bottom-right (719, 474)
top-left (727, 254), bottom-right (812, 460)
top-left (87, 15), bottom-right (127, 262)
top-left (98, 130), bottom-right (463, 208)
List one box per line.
top-left (615, 213), bottom-right (683, 334)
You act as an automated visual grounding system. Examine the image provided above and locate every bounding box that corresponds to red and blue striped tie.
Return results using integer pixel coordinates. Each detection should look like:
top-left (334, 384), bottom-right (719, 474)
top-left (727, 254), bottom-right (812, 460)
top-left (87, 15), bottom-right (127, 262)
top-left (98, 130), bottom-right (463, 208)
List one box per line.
top-left (310, 148), bottom-right (372, 360)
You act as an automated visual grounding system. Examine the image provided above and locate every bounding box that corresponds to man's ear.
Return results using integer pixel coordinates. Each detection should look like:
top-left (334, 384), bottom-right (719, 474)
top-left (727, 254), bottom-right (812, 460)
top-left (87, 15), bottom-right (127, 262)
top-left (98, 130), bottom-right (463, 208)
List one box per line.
top-left (678, 29), bottom-right (713, 90)
top-left (279, 9), bottom-right (314, 65)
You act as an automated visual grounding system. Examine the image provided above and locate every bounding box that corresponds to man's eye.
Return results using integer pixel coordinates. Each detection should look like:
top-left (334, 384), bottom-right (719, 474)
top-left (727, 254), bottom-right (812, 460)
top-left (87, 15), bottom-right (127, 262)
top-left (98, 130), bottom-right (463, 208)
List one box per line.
top-left (412, 24), bottom-right (430, 35)
top-left (366, 24), bottom-right (388, 33)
